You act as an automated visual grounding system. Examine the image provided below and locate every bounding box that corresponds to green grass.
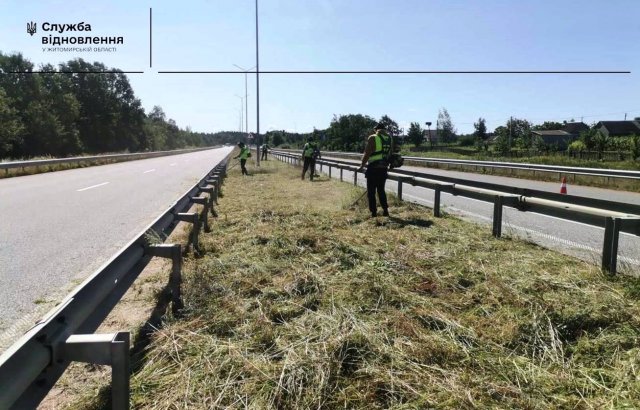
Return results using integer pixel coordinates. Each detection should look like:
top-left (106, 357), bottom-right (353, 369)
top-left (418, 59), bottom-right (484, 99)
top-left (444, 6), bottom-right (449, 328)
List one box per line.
top-left (71, 159), bottom-right (640, 409)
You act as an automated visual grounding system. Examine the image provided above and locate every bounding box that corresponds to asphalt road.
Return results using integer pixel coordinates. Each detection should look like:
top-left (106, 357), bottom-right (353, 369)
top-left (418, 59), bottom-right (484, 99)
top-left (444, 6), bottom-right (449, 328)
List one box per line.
top-left (0, 147), bottom-right (233, 350)
top-left (313, 156), bottom-right (640, 275)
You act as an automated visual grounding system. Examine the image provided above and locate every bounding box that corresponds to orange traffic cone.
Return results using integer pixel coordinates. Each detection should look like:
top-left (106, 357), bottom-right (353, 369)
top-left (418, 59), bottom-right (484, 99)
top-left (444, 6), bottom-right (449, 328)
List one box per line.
top-left (560, 177), bottom-right (567, 194)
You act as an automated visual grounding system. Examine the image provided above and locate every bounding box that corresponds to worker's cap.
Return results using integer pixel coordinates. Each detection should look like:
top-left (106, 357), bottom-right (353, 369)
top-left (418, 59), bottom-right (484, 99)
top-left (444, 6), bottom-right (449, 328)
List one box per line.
top-left (374, 123), bottom-right (386, 130)
top-left (237, 142), bottom-right (245, 146)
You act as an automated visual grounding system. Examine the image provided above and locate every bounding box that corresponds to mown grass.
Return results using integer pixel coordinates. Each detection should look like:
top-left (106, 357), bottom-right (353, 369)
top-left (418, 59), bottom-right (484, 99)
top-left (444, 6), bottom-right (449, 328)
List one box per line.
top-left (74, 159), bottom-right (640, 409)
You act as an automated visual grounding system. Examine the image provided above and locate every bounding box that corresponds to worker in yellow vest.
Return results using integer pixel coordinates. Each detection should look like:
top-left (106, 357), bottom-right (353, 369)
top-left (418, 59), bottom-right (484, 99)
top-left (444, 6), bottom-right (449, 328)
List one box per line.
top-left (359, 124), bottom-right (392, 217)
top-left (234, 142), bottom-right (251, 175)
top-left (301, 137), bottom-right (320, 181)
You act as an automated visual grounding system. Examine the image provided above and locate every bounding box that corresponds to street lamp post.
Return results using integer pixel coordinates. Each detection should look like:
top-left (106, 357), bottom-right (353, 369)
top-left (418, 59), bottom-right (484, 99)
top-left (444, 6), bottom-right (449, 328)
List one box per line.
top-left (233, 63), bottom-right (257, 163)
top-left (235, 95), bottom-right (244, 133)
top-left (232, 64), bottom-right (255, 138)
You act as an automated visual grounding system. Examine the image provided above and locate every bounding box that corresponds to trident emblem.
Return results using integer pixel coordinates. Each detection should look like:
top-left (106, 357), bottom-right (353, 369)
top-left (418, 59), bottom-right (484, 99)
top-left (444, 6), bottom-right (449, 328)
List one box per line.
top-left (27, 22), bottom-right (37, 36)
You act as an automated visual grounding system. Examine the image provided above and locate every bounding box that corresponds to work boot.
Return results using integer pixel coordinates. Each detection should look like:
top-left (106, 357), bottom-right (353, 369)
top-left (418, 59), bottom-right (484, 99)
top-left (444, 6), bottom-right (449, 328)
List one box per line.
top-left (382, 209), bottom-right (389, 217)
top-left (371, 211), bottom-right (377, 218)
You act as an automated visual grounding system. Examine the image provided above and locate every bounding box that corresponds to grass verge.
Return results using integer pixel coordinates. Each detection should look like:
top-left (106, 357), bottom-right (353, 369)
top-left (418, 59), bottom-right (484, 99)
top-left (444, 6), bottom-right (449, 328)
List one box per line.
top-left (72, 159), bottom-right (640, 409)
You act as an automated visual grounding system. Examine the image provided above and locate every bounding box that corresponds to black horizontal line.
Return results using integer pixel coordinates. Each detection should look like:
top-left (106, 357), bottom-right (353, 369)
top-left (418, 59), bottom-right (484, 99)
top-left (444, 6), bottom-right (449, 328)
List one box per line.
top-left (4, 71), bottom-right (145, 74)
top-left (157, 70), bottom-right (631, 74)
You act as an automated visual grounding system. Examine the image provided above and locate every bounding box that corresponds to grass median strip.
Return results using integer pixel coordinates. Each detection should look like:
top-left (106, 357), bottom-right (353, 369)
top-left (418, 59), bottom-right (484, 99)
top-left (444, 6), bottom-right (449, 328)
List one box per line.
top-left (76, 159), bottom-right (640, 409)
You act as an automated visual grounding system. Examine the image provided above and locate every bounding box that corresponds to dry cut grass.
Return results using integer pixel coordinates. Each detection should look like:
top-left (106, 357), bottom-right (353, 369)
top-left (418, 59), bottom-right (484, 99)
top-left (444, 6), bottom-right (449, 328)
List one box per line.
top-left (73, 159), bottom-right (640, 409)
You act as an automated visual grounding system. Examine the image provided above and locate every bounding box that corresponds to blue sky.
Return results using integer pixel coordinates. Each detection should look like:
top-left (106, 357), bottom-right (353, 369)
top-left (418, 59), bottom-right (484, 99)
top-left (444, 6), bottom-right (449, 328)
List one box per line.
top-left (1, 0), bottom-right (638, 134)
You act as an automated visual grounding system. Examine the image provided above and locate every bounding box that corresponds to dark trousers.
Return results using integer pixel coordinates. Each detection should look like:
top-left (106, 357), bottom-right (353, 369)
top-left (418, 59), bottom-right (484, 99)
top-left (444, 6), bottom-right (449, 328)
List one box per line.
top-left (261, 150), bottom-right (267, 160)
top-left (240, 159), bottom-right (248, 175)
top-left (302, 157), bottom-right (316, 180)
top-left (366, 167), bottom-right (388, 215)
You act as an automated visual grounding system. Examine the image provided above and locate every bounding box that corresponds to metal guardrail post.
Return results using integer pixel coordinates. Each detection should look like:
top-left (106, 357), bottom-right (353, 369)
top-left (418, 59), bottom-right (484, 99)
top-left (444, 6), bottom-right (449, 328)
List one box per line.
top-left (175, 212), bottom-right (200, 253)
top-left (206, 178), bottom-right (219, 203)
top-left (146, 244), bottom-right (183, 313)
top-left (397, 180), bottom-right (403, 201)
top-left (340, 168), bottom-right (343, 181)
top-left (191, 196), bottom-right (211, 233)
top-left (328, 164), bottom-right (332, 178)
top-left (354, 171), bottom-right (358, 186)
top-left (492, 196), bottom-right (504, 237)
top-left (433, 185), bottom-right (442, 217)
top-left (602, 217), bottom-right (621, 274)
top-left (62, 332), bottom-right (130, 410)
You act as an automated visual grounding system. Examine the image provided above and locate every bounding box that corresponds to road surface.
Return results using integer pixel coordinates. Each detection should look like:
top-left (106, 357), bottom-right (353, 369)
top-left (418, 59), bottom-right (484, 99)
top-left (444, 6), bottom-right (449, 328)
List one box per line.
top-left (0, 147), bottom-right (233, 351)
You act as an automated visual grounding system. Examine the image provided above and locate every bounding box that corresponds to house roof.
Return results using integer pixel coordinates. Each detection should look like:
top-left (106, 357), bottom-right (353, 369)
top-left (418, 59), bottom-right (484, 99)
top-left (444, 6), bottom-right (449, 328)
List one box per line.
top-left (532, 130), bottom-right (575, 146)
top-left (596, 121), bottom-right (640, 136)
top-left (562, 122), bottom-right (589, 134)
top-left (532, 130), bottom-right (572, 137)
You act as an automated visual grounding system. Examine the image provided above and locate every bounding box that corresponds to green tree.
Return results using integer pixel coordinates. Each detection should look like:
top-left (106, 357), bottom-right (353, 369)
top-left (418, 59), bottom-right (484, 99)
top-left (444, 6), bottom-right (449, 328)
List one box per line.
top-left (533, 121), bottom-right (564, 131)
top-left (377, 115), bottom-right (401, 137)
top-left (473, 117), bottom-right (488, 150)
top-left (407, 122), bottom-right (423, 147)
top-left (493, 126), bottom-right (510, 155)
top-left (326, 114), bottom-right (376, 151)
top-left (272, 131), bottom-right (284, 147)
top-left (579, 128), bottom-right (598, 151)
top-left (437, 108), bottom-right (456, 143)
top-left (0, 89), bottom-right (24, 158)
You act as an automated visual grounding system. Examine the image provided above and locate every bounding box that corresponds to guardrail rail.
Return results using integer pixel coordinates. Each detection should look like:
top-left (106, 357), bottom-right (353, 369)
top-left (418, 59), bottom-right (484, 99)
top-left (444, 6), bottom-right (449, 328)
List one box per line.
top-left (0, 146), bottom-right (221, 175)
top-left (276, 148), bottom-right (640, 183)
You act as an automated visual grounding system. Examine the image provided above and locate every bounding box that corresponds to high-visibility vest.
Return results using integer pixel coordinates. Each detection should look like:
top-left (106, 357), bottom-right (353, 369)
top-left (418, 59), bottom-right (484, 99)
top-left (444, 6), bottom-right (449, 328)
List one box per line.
top-left (239, 147), bottom-right (250, 159)
top-left (368, 132), bottom-right (391, 163)
top-left (303, 142), bottom-right (317, 158)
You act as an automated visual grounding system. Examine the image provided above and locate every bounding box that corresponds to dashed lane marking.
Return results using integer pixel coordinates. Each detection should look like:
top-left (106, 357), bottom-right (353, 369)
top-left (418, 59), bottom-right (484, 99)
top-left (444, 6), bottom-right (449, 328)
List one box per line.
top-left (76, 182), bottom-right (109, 192)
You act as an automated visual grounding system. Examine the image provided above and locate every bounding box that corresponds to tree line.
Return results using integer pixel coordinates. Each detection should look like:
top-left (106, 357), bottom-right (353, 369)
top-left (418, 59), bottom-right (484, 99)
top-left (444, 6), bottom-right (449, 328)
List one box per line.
top-left (0, 52), bottom-right (220, 160)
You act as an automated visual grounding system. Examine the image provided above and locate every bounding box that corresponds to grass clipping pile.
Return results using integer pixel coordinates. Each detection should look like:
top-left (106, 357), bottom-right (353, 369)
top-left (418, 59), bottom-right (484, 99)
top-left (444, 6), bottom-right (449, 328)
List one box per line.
top-left (120, 160), bottom-right (640, 408)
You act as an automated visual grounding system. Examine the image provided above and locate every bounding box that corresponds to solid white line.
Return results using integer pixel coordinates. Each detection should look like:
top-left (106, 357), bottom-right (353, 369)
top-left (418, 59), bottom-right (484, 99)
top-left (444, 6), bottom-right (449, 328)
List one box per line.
top-left (76, 182), bottom-right (109, 192)
top-left (143, 169), bottom-right (156, 173)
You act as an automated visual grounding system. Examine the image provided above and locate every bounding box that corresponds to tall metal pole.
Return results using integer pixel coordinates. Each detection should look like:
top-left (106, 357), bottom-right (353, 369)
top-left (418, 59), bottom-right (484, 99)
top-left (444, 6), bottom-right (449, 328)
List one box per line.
top-left (233, 64), bottom-right (254, 140)
top-left (245, 72), bottom-right (248, 139)
top-left (255, 0), bottom-right (260, 166)
top-left (235, 95), bottom-right (244, 133)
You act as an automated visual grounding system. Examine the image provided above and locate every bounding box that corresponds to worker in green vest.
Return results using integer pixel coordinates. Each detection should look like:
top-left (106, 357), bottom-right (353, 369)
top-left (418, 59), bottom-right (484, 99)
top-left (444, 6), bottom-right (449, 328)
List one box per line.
top-left (234, 142), bottom-right (251, 175)
top-left (359, 123), bottom-right (392, 217)
top-left (301, 137), bottom-right (320, 181)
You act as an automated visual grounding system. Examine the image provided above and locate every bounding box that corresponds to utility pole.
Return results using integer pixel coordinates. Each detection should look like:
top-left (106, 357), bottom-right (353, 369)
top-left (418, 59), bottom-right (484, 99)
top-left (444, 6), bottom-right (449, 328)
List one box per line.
top-left (625, 113), bottom-right (627, 121)
top-left (509, 116), bottom-right (513, 153)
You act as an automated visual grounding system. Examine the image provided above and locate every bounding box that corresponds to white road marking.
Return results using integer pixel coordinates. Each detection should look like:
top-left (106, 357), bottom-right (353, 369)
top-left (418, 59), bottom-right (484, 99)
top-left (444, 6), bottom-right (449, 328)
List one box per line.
top-left (76, 182), bottom-right (109, 192)
top-left (143, 169), bottom-right (156, 174)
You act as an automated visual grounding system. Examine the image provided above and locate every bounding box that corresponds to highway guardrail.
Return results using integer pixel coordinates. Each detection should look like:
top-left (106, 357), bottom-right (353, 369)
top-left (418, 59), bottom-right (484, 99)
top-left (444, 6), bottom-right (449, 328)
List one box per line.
top-left (276, 149), bottom-right (640, 182)
top-left (0, 146), bottom-right (220, 175)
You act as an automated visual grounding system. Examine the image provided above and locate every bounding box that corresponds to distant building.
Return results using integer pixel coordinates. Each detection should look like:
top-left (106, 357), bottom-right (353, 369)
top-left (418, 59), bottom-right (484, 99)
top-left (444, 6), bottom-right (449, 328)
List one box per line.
top-left (595, 121), bottom-right (640, 138)
top-left (562, 122), bottom-right (590, 137)
top-left (532, 130), bottom-right (576, 149)
top-left (423, 129), bottom-right (438, 145)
